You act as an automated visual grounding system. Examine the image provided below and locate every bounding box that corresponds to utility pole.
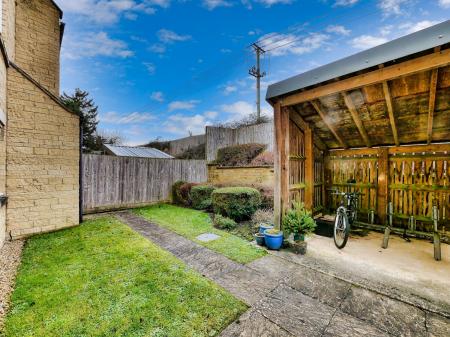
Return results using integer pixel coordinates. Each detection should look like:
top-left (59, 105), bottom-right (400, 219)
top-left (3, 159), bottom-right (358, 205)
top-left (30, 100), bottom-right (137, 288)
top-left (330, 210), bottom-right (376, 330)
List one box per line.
top-left (249, 43), bottom-right (266, 120)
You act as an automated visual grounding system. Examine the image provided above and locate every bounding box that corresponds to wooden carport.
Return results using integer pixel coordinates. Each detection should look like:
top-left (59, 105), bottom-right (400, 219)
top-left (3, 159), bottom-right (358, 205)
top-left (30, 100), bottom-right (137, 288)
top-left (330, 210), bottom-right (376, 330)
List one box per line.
top-left (267, 21), bottom-right (450, 244)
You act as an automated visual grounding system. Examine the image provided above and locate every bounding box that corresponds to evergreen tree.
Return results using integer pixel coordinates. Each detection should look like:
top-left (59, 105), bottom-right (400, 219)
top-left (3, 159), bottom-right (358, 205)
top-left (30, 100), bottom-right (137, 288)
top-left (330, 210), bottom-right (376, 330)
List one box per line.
top-left (61, 89), bottom-right (99, 152)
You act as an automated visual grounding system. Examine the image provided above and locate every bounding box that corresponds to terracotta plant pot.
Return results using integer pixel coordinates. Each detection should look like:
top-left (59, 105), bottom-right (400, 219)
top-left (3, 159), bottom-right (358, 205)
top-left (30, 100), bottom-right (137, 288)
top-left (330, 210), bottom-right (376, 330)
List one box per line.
top-left (292, 241), bottom-right (307, 255)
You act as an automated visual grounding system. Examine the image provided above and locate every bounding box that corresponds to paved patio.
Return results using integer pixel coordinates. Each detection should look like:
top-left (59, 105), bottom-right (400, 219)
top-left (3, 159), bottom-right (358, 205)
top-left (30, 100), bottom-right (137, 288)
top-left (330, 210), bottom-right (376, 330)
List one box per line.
top-left (116, 212), bottom-right (450, 337)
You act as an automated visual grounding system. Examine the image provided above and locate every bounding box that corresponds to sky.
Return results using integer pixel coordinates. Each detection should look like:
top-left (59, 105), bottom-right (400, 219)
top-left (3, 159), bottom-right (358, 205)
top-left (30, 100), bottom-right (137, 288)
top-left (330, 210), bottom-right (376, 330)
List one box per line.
top-left (56, 0), bottom-right (450, 145)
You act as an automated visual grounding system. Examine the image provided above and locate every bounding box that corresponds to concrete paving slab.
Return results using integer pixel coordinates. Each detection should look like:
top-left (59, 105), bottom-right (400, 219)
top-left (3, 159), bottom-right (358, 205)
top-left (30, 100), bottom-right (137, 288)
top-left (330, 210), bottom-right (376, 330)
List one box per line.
top-left (258, 284), bottom-right (335, 337)
top-left (196, 233), bottom-right (220, 242)
top-left (285, 266), bottom-right (351, 308)
top-left (220, 310), bottom-right (294, 337)
top-left (212, 267), bottom-right (278, 306)
top-left (323, 311), bottom-right (391, 337)
top-left (426, 312), bottom-right (450, 337)
top-left (246, 255), bottom-right (300, 279)
top-left (341, 286), bottom-right (427, 337)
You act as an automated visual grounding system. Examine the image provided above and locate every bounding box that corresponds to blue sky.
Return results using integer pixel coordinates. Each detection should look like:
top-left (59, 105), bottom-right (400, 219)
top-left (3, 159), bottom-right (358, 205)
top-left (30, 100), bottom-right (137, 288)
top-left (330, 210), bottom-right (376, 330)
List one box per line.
top-left (57, 0), bottom-right (450, 145)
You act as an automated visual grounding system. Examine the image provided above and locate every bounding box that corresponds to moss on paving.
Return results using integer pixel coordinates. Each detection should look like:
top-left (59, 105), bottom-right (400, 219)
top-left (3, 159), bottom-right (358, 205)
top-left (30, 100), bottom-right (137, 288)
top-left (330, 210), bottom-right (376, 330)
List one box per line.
top-left (3, 217), bottom-right (247, 337)
top-left (134, 204), bottom-right (266, 264)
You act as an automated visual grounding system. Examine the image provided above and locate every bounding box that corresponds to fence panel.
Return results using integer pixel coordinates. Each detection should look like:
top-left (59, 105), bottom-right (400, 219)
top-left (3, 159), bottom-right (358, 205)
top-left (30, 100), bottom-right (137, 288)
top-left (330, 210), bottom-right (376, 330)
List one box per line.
top-left (82, 155), bottom-right (207, 213)
top-left (206, 123), bottom-right (274, 162)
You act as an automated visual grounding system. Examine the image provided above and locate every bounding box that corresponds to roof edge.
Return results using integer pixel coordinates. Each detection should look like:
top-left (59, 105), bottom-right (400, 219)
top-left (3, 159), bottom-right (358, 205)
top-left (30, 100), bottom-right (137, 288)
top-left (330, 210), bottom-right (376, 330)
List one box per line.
top-left (50, 0), bottom-right (63, 19)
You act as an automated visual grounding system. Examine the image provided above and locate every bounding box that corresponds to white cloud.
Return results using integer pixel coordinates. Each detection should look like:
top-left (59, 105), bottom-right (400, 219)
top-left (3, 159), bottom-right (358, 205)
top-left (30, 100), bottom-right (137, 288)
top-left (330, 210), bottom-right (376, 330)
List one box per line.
top-left (168, 100), bottom-right (200, 112)
top-left (255, 0), bottom-right (293, 7)
top-left (57, 0), bottom-right (167, 24)
top-left (144, 62), bottom-right (156, 74)
top-left (101, 111), bottom-right (156, 124)
top-left (150, 91), bottom-right (164, 102)
top-left (334, 0), bottom-right (359, 6)
top-left (439, 0), bottom-right (450, 8)
top-left (204, 111), bottom-right (219, 119)
top-left (149, 43), bottom-right (167, 54)
top-left (220, 48), bottom-right (232, 53)
top-left (157, 29), bottom-right (191, 43)
top-left (165, 114), bottom-right (211, 135)
top-left (399, 20), bottom-right (442, 34)
top-left (326, 25), bottom-right (351, 36)
top-left (378, 0), bottom-right (409, 16)
top-left (202, 0), bottom-right (233, 10)
top-left (350, 35), bottom-right (388, 50)
top-left (220, 100), bottom-right (271, 121)
top-left (62, 32), bottom-right (133, 59)
top-left (223, 85), bottom-right (237, 95)
top-left (259, 32), bottom-right (329, 57)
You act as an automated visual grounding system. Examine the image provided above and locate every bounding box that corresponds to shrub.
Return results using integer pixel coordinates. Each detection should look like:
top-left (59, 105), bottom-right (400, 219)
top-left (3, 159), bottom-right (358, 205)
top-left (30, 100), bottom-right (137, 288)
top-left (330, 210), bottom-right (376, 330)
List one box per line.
top-left (213, 143), bottom-right (266, 167)
top-left (172, 181), bottom-right (198, 206)
top-left (250, 151), bottom-right (274, 166)
top-left (172, 180), bottom-right (186, 205)
top-left (282, 202), bottom-right (316, 240)
top-left (258, 188), bottom-right (274, 209)
top-left (212, 187), bottom-right (261, 221)
top-left (191, 185), bottom-right (216, 210)
top-left (251, 209), bottom-right (274, 225)
top-left (214, 214), bottom-right (237, 230)
top-left (176, 143), bottom-right (206, 160)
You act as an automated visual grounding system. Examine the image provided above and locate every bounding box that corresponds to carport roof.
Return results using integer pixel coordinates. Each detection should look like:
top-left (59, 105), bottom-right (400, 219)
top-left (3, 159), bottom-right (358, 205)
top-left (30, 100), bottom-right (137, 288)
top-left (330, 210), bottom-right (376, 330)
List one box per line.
top-left (266, 20), bottom-right (450, 101)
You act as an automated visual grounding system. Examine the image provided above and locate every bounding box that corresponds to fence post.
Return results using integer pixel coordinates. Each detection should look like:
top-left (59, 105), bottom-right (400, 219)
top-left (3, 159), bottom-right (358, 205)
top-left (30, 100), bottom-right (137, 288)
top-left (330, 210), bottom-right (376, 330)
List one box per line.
top-left (377, 148), bottom-right (389, 226)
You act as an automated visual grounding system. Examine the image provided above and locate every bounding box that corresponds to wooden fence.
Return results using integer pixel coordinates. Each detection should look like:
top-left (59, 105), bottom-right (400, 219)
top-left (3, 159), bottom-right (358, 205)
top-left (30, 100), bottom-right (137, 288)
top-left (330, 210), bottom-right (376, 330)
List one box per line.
top-left (206, 123), bottom-right (274, 162)
top-left (82, 155), bottom-right (207, 213)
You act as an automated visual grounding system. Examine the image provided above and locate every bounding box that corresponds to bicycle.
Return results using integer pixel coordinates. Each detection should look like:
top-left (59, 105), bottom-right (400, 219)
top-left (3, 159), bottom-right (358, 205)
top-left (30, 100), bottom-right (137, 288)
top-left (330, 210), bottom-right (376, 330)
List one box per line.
top-left (330, 190), bottom-right (363, 249)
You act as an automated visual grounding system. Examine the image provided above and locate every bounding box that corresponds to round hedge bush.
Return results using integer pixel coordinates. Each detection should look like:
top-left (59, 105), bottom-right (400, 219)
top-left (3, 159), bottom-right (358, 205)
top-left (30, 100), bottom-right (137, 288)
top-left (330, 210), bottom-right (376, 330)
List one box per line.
top-left (211, 187), bottom-right (261, 221)
top-left (191, 185), bottom-right (216, 210)
top-left (214, 214), bottom-right (237, 230)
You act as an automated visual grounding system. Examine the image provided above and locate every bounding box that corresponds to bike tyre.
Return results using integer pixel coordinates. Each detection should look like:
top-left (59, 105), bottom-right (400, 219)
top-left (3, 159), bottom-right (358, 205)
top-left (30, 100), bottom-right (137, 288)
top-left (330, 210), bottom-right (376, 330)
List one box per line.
top-left (334, 211), bottom-right (350, 249)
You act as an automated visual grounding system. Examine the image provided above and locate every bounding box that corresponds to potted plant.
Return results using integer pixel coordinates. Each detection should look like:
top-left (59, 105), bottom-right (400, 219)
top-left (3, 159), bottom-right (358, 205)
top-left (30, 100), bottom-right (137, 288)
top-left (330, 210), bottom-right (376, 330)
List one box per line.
top-left (264, 228), bottom-right (284, 250)
top-left (254, 232), bottom-right (265, 246)
top-left (283, 202), bottom-right (316, 254)
top-left (259, 222), bottom-right (274, 234)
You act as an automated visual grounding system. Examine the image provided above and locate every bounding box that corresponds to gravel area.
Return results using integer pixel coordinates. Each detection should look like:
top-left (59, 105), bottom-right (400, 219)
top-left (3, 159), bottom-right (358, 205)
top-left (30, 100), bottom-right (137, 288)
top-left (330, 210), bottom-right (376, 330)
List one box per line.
top-left (0, 240), bottom-right (24, 330)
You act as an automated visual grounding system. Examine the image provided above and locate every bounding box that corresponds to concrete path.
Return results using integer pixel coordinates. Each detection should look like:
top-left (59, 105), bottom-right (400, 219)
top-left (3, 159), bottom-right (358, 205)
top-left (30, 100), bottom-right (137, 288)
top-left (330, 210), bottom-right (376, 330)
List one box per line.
top-left (116, 212), bottom-right (450, 337)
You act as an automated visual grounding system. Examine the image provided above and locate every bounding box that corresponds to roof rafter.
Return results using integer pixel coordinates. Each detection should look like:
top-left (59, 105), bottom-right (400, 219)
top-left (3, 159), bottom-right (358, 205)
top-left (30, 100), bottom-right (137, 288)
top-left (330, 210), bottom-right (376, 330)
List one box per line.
top-left (427, 68), bottom-right (439, 145)
top-left (342, 92), bottom-right (371, 148)
top-left (280, 48), bottom-right (450, 107)
top-left (381, 80), bottom-right (400, 146)
top-left (289, 107), bottom-right (328, 151)
top-left (310, 101), bottom-right (347, 149)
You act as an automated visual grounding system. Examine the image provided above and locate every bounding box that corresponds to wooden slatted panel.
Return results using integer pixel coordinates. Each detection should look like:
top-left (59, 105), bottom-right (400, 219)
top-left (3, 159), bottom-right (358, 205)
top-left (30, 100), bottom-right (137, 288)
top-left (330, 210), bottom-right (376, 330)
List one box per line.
top-left (82, 155), bottom-right (207, 213)
top-left (389, 153), bottom-right (449, 232)
top-left (289, 119), bottom-right (305, 204)
top-left (314, 147), bottom-right (325, 212)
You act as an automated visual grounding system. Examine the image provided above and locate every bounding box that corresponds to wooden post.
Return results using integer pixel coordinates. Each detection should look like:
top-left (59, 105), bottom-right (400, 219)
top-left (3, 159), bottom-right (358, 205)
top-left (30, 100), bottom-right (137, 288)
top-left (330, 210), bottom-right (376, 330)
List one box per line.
top-left (273, 101), bottom-right (282, 228)
top-left (377, 148), bottom-right (389, 226)
top-left (305, 127), bottom-right (314, 210)
top-left (280, 107), bottom-right (290, 217)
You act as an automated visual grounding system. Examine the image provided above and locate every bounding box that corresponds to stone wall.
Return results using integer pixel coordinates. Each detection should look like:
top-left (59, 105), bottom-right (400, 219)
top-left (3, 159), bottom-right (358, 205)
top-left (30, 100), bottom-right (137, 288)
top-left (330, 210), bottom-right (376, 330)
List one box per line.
top-left (6, 66), bottom-right (79, 239)
top-left (207, 165), bottom-right (274, 189)
top-left (0, 51), bottom-right (6, 247)
top-left (14, 0), bottom-right (61, 95)
top-left (1, 0), bottom-right (16, 59)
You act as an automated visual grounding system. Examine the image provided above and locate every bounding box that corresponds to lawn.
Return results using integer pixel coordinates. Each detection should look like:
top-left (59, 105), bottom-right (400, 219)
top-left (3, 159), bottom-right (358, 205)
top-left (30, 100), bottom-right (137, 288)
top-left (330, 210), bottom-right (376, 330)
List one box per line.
top-left (134, 204), bottom-right (266, 264)
top-left (3, 217), bottom-right (247, 337)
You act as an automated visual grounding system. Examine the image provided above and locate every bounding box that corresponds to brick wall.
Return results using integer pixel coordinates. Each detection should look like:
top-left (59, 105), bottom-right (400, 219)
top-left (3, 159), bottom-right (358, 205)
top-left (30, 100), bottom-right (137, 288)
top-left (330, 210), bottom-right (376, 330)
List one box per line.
top-left (14, 0), bottom-right (61, 95)
top-left (6, 66), bottom-right (79, 239)
top-left (208, 165), bottom-right (274, 189)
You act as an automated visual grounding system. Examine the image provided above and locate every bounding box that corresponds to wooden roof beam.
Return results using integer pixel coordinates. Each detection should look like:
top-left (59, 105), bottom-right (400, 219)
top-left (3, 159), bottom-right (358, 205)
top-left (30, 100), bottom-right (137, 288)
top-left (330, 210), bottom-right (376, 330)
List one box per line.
top-left (381, 80), bottom-right (400, 146)
top-left (310, 100), bottom-right (348, 149)
top-left (289, 106), bottom-right (328, 151)
top-left (427, 68), bottom-right (439, 145)
top-left (281, 48), bottom-right (450, 107)
top-left (342, 92), bottom-right (371, 148)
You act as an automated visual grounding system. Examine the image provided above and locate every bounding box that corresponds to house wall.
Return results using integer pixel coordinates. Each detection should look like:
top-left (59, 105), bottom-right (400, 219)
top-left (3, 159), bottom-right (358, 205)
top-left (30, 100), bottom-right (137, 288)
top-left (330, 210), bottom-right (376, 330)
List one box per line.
top-left (0, 55), bottom-right (6, 247)
top-left (2, 0), bottom-right (15, 59)
top-left (6, 66), bottom-right (79, 239)
top-left (14, 0), bottom-right (61, 95)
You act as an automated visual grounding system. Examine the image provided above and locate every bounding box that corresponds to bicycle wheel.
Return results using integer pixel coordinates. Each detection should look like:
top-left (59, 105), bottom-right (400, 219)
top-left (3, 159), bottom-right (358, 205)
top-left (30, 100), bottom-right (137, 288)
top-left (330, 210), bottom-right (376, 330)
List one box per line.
top-left (334, 209), bottom-right (350, 249)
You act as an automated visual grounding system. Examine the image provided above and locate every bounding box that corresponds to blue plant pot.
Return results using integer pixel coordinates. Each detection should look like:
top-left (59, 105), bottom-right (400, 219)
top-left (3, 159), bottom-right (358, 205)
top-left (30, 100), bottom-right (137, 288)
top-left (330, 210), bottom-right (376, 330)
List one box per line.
top-left (259, 223), bottom-right (274, 234)
top-left (264, 230), bottom-right (284, 250)
top-left (254, 233), bottom-right (265, 246)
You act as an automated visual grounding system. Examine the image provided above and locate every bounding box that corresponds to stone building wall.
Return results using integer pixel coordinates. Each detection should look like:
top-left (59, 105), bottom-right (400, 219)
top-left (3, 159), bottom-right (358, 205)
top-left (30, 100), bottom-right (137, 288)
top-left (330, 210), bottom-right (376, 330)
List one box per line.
top-left (208, 165), bottom-right (274, 189)
top-left (6, 66), bottom-right (79, 239)
top-left (14, 0), bottom-right (61, 95)
top-left (0, 53), bottom-right (6, 246)
top-left (1, 0), bottom-right (15, 59)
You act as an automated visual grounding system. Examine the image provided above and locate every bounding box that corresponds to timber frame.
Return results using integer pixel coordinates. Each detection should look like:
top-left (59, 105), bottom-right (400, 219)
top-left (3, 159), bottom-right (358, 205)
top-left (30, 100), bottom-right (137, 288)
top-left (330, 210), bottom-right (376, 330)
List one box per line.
top-left (268, 22), bottom-right (450, 236)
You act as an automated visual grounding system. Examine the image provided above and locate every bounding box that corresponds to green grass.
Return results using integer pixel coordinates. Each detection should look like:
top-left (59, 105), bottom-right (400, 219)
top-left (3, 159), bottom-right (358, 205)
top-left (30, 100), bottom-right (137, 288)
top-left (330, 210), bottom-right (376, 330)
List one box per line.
top-left (134, 204), bottom-right (266, 264)
top-left (3, 217), bottom-right (247, 337)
